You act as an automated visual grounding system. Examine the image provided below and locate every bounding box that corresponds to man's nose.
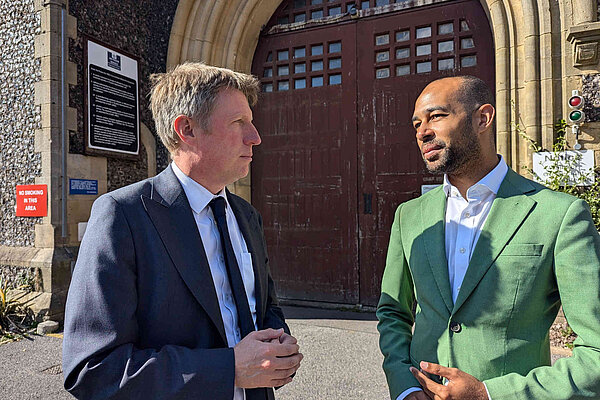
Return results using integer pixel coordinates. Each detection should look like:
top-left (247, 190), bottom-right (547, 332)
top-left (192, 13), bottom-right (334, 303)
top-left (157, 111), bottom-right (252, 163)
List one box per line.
top-left (245, 123), bottom-right (261, 146)
top-left (416, 123), bottom-right (434, 142)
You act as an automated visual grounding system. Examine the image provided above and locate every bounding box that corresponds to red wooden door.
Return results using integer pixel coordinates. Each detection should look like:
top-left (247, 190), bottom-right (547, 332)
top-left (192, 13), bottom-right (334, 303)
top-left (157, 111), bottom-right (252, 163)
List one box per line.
top-left (251, 0), bottom-right (494, 306)
top-left (356, 1), bottom-right (495, 305)
top-left (251, 23), bottom-right (360, 303)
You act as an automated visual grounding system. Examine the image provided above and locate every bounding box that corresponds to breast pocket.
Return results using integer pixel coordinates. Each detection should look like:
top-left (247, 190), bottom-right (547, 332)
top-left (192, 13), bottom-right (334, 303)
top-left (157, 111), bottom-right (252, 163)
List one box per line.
top-left (500, 243), bottom-right (543, 257)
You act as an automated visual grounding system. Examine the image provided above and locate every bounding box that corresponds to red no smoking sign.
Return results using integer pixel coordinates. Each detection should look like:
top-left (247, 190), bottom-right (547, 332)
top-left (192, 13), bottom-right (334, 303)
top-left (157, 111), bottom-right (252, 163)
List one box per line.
top-left (16, 185), bottom-right (47, 217)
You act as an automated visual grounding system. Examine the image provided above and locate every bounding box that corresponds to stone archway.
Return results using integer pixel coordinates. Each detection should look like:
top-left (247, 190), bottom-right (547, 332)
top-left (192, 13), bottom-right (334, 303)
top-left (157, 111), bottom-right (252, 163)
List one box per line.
top-left (166, 0), bottom-right (594, 176)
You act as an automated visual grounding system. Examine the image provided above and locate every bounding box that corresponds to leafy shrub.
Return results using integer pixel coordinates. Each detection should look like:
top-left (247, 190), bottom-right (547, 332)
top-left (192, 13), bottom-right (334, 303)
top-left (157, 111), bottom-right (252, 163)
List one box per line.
top-left (0, 277), bottom-right (35, 344)
top-left (518, 119), bottom-right (600, 231)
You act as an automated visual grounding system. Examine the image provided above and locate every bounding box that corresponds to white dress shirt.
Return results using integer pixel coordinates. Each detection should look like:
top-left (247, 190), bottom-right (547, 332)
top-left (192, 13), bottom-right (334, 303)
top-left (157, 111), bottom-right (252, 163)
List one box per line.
top-left (172, 162), bottom-right (257, 400)
top-left (397, 156), bottom-right (507, 400)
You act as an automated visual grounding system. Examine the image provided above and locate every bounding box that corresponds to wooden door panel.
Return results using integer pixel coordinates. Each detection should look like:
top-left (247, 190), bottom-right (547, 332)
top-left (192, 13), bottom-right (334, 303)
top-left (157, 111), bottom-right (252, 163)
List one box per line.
top-left (252, 23), bottom-right (359, 303)
top-left (357, 0), bottom-right (495, 305)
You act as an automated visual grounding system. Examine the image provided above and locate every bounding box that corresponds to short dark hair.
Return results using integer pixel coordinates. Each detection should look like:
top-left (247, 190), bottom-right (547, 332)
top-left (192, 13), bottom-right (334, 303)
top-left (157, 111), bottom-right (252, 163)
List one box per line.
top-left (454, 75), bottom-right (494, 112)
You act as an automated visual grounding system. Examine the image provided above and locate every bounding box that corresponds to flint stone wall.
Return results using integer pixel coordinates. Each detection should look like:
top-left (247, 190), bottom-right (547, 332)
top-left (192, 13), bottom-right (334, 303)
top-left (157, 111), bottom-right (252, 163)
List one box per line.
top-left (0, 264), bottom-right (38, 291)
top-left (0, 0), bottom-right (42, 248)
top-left (582, 74), bottom-right (600, 123)
top-left (68, 0), bottom-right (178, 191)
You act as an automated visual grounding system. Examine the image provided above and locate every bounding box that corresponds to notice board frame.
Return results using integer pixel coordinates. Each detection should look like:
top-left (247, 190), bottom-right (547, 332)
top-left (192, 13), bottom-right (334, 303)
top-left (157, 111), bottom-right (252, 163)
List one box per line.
top-left (84, 36), bottom-right (141, 160)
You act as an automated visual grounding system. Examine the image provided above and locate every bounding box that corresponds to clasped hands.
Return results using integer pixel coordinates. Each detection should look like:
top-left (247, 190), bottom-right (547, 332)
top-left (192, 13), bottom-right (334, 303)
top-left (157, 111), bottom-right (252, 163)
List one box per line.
top-left (407, 361), bottom-right (488, 400)
top-left (234, 328), bottom-right (302, 389)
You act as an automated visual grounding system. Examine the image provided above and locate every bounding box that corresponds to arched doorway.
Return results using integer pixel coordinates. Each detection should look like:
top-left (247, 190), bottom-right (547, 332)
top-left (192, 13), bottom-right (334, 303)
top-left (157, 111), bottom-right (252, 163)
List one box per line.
top-left (251, 0), bottom-right (495, 306)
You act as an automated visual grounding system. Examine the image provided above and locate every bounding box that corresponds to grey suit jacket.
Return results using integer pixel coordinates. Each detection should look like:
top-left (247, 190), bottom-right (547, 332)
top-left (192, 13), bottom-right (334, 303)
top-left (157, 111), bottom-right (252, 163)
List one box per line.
top-left (63, 165), bottom-right (288, 400)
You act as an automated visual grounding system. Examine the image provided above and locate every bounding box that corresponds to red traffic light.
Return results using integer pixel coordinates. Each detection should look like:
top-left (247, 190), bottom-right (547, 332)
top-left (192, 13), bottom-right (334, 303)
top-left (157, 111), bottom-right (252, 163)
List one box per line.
top-left (568, 96), bottom-right (583, 108)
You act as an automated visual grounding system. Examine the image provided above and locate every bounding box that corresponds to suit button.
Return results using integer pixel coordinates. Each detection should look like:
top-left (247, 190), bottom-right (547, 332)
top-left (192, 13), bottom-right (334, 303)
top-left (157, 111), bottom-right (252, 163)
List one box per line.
top-left (450, 322), bottom-right (462, 333)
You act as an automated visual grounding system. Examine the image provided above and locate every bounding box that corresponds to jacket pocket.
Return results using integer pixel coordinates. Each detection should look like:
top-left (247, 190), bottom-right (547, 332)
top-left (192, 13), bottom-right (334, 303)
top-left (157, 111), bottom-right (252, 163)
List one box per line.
top-left (500, 243), bottom-right (543, 257)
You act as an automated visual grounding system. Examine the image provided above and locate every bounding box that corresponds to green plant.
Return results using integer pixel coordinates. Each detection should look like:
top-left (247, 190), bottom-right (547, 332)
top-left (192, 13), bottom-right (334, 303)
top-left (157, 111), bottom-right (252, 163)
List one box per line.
top-left (560, 325), bottom-right (575, 350)
top-left (0, 277), bottom-right (35, 344)
top-left (517, 118), bottom-right (600, 231)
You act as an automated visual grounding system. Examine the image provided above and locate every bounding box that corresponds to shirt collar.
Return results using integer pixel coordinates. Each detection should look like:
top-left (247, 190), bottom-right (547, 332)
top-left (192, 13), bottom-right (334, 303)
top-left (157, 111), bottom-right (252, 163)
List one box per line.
top-left (171, 161), bottom-right (228, 214)
top-left (442, 155), bottom-right (508, 199)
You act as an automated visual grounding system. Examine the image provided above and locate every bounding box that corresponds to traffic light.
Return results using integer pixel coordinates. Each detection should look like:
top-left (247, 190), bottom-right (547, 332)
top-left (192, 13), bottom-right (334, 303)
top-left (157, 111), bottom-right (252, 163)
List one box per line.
top-left (568, 90), bottom-right (585, 124)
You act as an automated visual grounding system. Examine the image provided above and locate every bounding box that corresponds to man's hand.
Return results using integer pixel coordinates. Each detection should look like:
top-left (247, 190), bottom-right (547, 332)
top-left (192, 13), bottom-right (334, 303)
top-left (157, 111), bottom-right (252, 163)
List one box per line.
top-left (234, 328), bottom-right (303, 389)
top-left (277, 332), bottom-right (298, 346)
top-left (406, 390), bottom-right (432, 400)
top-left (410, 361), bottom-right (487, 400)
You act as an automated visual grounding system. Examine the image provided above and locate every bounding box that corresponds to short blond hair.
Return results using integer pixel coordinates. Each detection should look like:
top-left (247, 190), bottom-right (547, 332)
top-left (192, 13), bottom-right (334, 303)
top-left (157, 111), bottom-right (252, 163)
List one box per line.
top-left (149, 62), bottom-right (259, 153)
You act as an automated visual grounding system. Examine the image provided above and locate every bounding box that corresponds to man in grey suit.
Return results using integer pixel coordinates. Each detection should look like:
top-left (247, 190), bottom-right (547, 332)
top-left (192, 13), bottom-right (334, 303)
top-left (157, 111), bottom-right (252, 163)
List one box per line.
top-left (63, 62), bottom-right (302, 400)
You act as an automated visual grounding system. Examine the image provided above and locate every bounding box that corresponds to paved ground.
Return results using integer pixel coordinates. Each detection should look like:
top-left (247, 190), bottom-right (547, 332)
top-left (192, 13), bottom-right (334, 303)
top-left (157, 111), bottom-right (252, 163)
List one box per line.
top-left (0, 306), bottom-right (569, 399)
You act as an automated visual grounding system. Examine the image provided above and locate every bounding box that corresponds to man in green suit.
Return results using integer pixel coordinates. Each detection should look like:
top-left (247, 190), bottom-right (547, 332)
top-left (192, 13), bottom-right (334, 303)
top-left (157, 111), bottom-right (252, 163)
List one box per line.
top-left (377, 76), bottom-right (600, 400)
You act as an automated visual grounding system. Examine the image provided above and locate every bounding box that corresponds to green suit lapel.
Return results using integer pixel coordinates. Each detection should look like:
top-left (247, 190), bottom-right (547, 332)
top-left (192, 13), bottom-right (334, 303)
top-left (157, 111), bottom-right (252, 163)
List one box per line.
top-left (420, 186), bottom-right (453, 314)
top-left (451, 169), bottom-right (537, 314)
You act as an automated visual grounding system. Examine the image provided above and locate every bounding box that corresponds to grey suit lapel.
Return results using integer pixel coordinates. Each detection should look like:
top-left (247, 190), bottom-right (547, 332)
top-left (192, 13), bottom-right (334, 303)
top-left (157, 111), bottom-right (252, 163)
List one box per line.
top-left (420, 187), bottom-right (453, 314)
top-left (141, 166), bottom-right (227, 343)
top-left (227, 190), bottom-right (265, 329)
top-left (451, 169), bottom-right (537, 313)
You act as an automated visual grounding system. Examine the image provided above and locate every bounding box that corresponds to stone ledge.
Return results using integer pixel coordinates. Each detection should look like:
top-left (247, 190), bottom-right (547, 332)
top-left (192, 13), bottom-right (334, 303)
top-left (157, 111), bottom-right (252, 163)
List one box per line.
top-left (0, 245), bottom-right (53, 267)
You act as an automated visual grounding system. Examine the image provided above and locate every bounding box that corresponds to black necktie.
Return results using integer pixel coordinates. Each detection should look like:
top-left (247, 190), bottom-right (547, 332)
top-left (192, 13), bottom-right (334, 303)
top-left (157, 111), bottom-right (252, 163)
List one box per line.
top-left (209, 197), bottom-right (256, 338)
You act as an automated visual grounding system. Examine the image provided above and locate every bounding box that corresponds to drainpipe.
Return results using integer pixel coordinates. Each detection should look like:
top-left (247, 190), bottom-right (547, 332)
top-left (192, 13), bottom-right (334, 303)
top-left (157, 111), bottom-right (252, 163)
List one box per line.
top-left (61, 5), bottom-right (67, 238)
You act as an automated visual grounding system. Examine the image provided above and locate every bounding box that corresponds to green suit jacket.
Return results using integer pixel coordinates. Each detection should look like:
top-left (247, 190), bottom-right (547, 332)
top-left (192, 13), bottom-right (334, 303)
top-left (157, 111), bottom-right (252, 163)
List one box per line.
top-left (377, 168), bottom-right (600, 399)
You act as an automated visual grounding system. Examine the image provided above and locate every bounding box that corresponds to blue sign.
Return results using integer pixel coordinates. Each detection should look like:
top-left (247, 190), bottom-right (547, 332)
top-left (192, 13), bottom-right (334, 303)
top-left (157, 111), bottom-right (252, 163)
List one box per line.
top-left (69, 179), bottom-right (98, 195)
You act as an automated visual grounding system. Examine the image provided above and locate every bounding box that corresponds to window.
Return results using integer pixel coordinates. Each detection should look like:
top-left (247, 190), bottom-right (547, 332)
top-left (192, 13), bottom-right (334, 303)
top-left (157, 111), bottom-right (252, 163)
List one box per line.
top-left (416, 44), bottom-right (431, 56)
top-left (278, 50), bottom-right (289, 61)
top-left (294, 47), bottom-right (306, 58)
top-left (438, 58), bottom-right (454, 70)
top-left (311, 9), bottom-right (324, 19)
top-left (329, 42), bottom-right (342, 53)
top-left (329, 58), bottom-right (342, 69)
top-left (438, 40), bottom-right (454, 53)
top-left (329, 74), bottom-right (342, 85)
top-left (295, 63), bottom-right (306, 74)
top-left (396, 48), bottom-right (410, 59)
top-left (376, 51), bottom-right (390, 62)
top-left (278, 65), bottom-right (289, 76)
top-left (461, 38), bottom-right (475, 49)
top-left (375, 34), bottom-right (390, 46)
top-left (396, 64), bottom-right (410, 76)
top-left (264, 68), bottom-right (273, 77)
top-left (295, 78), bottom-right (307, 89)
top-left (329, 6), bottom-right (342, 16)
top-left (416, 26), bottom-right (431, 39)
top-left (311, 60), bottom-right (324, 71)
top-left (278, 81), bottom-right (290, 91)
top-left (376, 67), bottom-right (390, 79)
top-left (461, 55), bottom-right (477, 67)
top-left (416, 61), bottom-right (432, 73)
top-left (312, 76), bottom-right (324, 87)
top-left (294, 13), bottom-right (306, 23)
top-left (311, 44), bottom-right (324, 56)
top-left (396, 30), bottom-right (410, 42)
top-left (438, 22), bottom-right (453, 35)
top-left (263, 83), bottom-right (273, 92)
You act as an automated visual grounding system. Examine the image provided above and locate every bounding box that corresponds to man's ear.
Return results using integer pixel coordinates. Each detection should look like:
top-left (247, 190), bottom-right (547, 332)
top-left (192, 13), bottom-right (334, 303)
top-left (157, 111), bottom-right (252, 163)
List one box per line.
top-left (173, 115), bottom-right (196, 145)
top-left (475, 104), bottom-right (495, 133)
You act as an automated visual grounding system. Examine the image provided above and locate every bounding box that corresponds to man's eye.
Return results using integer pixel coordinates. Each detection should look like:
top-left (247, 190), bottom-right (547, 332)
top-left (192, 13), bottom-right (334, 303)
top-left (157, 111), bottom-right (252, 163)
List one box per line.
top-left (431, 114), bottom-right (442, 120)
top-left (413, 122), bottom-right (421, 129)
